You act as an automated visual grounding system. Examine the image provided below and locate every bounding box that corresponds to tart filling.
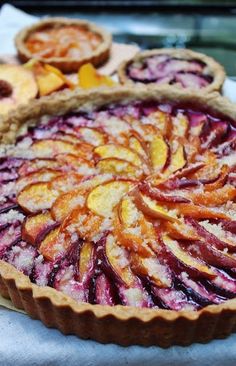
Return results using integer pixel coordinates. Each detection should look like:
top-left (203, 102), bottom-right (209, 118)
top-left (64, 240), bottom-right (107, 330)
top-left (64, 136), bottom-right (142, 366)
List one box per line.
top-left (119, 49), bottom-right (225, 92)
top-left (0, 94), bottom-right (235, 312)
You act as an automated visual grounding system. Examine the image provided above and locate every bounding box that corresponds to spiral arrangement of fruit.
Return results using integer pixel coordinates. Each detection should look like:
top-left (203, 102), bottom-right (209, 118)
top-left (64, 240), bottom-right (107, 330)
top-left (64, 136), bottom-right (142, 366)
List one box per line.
top-left (0, 100), bottom-right (236, 310)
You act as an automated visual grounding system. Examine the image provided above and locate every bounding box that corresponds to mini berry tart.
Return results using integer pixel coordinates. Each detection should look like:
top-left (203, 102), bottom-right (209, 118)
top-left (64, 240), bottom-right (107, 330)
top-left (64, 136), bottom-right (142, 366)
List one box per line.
top-left (118, 49), bottom-right (225, 93)
top-left (0, 86), bottom-right (236, 347)
top-left (15, 18), bottom-right (112, 73)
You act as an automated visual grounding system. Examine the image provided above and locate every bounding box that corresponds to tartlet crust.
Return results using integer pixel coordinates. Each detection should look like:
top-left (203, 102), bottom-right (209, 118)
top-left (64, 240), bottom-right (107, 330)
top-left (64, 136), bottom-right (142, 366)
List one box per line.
top-left (0, 85), bottom-right (236, 347)
top-left (15, 17), bottom-right (112, 73)
top-left (118, 48), bottom-right (226, 94)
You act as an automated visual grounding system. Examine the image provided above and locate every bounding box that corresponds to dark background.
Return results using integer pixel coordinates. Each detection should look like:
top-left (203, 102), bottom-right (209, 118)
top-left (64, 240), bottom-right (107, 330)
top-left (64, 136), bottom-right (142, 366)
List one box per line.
top-left (2, 0), bottom-right (236, 76)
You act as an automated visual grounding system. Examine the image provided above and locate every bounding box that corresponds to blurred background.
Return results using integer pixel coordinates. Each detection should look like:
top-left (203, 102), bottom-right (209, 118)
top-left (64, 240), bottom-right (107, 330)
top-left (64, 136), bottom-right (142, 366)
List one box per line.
top-left (1, 0), bottom-right (236, 76)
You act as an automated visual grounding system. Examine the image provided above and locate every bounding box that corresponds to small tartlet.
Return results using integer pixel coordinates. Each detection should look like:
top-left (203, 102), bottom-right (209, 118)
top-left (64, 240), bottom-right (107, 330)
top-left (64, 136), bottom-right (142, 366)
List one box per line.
top-left (0, 86), bottom-right (236, 347)
top-left (118, 48), bottom-right (226, 93)
top-left (15, 17), bottom-right (112, 73)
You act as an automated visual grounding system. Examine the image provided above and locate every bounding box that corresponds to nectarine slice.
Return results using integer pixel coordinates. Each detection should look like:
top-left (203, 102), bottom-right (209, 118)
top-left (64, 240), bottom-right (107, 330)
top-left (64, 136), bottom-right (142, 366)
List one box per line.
top-left (17, 182), bottom-right (58, 213)
top-left (39, 226), bottom-right (71, 261)
top-left (130, 253), bottom-right (172, 287)
top-left (134, 192), bottom-right (180, 223)
top-left (165, 144), bottom-right (186, 176)
top-left (31, 139), bottom-right (78, 158)
top-left (22, 211), bottom-right (55, 245)
top-left (94, 144), bottom-right (142, 167)
top-left (96, 158), bottom-right (143, 179)
top-left (49, 172), bottom-right (83, 193)
top-left (105, 234), bottom-right (136, 287)
top-left (149, 135), bottom-right (169, 172)
top-left (76, 127), bottom-right (107, 146)
top-left (162, 235), bottom-right (216, 279)
top-left (172, 113), bottom-right (189, 138)
top-left (18, 159), bottom-right (60, 176)
top-left (78, 241), bottom-right (94, 283)
top-left (87, 180), bottom-right (134, 217)
top-left (16, 168), bottom-right (60, 192)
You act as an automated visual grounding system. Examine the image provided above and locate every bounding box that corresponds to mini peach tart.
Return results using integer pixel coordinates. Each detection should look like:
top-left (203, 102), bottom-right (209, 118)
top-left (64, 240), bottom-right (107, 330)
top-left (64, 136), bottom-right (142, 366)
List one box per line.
top-left (118, 48), bottom-right (225, 93)
top-left (0, 86), bottom-right (236, 347)
top-left (15, 18), bottom-right (112, 73)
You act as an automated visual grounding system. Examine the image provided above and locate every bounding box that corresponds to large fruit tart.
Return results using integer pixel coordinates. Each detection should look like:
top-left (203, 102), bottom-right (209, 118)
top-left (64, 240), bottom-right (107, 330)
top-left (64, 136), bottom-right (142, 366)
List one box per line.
top-left (0, 86), bottom-right (235, 347)
top-left (118, 49), bottom-right (225, 93)
top-left (15, 18), bottom-right (112, 73)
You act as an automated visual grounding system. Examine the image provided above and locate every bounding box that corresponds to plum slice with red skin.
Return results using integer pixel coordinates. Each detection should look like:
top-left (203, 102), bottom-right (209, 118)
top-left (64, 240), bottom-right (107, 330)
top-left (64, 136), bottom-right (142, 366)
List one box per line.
top-left (97, 234), bottom-right (151, 307)
top-left (175, 72), bottom-right (210, 89)
top-left (152, 286), bottom-right (199, 311)
top-left (188, 240), bottom-right (236, 269)
top-left (0, 224), bottom-right (21, 258)
top-left (0, 170), bottom-right (18, 183)
top-left (186, 218), bottom-right (236, 252)
top-left (200, 119), bottom-right (229, 149)
top-left (95, 274), bottom-right (116, 305)
top-left (6, 241), bottom-right (38, 276)
top-left (0, 157), bottom-right (23, 171)
top-left (139, 182), bottom-right (190, 203)
top-left (177, 272), bottom-right (224, 306)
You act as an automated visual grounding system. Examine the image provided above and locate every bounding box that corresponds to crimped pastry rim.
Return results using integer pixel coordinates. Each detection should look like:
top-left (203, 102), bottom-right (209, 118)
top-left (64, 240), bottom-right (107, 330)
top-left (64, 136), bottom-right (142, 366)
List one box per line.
top-left (0, 85), bottom-right (236, 346)
top-left (15, 17), bottom-right (112, 73)
top-left (118, 48), bottom-right (226, 93)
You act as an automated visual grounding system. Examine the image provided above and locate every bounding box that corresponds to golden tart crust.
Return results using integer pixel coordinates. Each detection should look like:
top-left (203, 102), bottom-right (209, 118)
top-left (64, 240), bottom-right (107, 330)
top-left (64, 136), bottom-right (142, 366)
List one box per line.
top-left (0, 86), bottom-right (236, 347)
top-left (15, 18), bottom-right (112, 73)
top-left (118, 48), bottom-right (226, 93)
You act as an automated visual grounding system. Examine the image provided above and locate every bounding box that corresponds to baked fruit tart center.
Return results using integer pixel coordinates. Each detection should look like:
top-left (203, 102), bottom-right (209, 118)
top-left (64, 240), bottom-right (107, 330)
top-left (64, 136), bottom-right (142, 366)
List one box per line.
top-left (0, 99), bottom-right (236, 311)
top-left (127, 55), bottom-right (213, 88)
top-left (25, 25), bottom-right (102, 59)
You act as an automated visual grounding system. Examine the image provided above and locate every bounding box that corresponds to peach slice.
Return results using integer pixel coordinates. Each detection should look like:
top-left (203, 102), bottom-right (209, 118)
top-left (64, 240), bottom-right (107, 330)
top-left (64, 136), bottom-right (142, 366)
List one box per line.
top-left (31, 139), bottom-right (79, 158)
top-left (49, 172), bottom-right (83, 193)
top-left (18, 159), bottom-right (60, 176)
top-left (172, 113), bottom-right (189, 138)
top-left (0, 64), bottom-right (38, 116)
top-left (134, 191), bottom-right (180, 223)
top-left (16, 168), bottom-right (60, 193)
top-left (149, 135), bottom-right (169, 172)
top-left (128, 131), bottom-right (147, 158)
top-left (39, 226), bottom-right (71, 261)
top-left (51, 175), bottom-right (113, 222)
top-left (22, 211), bottom-right (56, 245)
top-left (176, 203), bottom-right (230, 220)
top-left (96, 158), bottom-right (143, 179)
top-left (61, 206), bottom-right (104, 242)
top-left (94, 144), bottom-right (142, 167)
top-left (115, 196), bottom-right (157, 256)
top-left (76, 127), bottom-right (107, 146)
top-left (78, 241), bottom-right (94, 283)
top-left (27, 61), bottom-right (66, 96)
top-left (165, 144), bottom-right (186, 176)
top-left (164, 221), bottom-right (199, 241)
top-left (55, 153), bottom-right (94, 171)
top-left (105, 234), bottom-right (136, 287)
top-left (87, 180), bottom-right (134, 217)
top-left (162, 235), bottom-right (216, 279)
top-left (204, 165), bottom-right (229, 191)
top-left (51, 189), bottom-right (85, 222)
top-left (17, 182), bottom-right (58, 213)
top-left (130, 253), bottom-right (172, 287)
top-left (78, 63), bottom-right (116, 89)
top-left (146, 110), bottom-right (172, 138)
top-left (188, 185), bottom-right (236, 207)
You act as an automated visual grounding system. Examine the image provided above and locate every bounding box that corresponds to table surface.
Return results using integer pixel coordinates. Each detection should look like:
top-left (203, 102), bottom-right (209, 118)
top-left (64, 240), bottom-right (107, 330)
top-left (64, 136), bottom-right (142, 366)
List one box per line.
top-left (1, 307), bottom-right (236, 366)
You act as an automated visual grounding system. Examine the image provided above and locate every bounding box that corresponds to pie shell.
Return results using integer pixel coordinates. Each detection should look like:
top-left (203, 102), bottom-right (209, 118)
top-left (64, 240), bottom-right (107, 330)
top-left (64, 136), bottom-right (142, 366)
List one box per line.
top-left (118, 48), bottom-right (226, 93)
top-left (0, 86), bottom-right (236, 347)
top-left (15, 17), bottom-right (112, 73)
